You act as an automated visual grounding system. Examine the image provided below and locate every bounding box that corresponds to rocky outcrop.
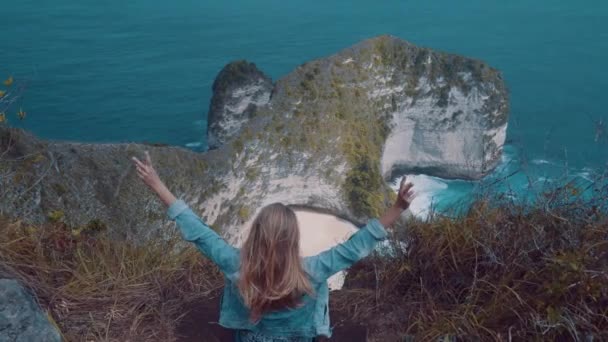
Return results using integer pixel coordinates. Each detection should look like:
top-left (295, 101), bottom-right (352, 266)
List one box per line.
top-left (0, 127), bottom-right (226, 242)
top-left (0, 279), bottom-right (62, 342)
top-left (0, 36), bottom-right (509, 242)
top-left (378, 51), bottom-right (508, 180)
top-left (206, 60), bottom-right (273, 149)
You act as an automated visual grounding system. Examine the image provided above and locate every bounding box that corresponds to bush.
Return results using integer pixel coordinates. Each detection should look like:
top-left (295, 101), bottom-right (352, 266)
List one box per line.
top-left (1, 179), bottom-right (607, 340)
top-left (0, 218), bottom-right (222, 341)
top-left (334, 183), bottom-right (608, 340)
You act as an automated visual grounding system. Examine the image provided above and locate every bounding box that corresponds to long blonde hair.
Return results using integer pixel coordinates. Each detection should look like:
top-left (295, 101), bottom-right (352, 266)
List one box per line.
top-left (238, 203), bottom-right (313, 322)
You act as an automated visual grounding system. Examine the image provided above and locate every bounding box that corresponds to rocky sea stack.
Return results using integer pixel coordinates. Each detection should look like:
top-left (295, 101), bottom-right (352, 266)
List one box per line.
top-left (207, 60), bottom-right (273, 150)
top-left (0, 35), bottom-right (509, 242)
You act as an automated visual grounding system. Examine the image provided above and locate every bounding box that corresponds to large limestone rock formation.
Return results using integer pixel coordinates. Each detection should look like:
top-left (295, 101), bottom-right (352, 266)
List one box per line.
top-left (0, 36), bottom-right (508, 242)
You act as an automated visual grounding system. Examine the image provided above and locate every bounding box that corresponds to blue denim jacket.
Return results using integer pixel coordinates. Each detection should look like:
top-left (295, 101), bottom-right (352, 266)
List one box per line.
top-left (167, 200), bottom-right (388, 338)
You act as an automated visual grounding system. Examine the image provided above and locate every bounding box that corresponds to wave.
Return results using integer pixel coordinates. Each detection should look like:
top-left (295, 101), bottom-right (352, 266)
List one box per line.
top-left (576, 171), bottom-right (592, 182)
top-left (388, 147), bottom-right (605, 220)
top-left (531, 159), bottom-right (552, 165)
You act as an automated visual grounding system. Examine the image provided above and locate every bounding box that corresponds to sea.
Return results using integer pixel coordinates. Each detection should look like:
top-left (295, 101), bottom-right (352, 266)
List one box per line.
top-left (2, 0), bottom-right (607, 217)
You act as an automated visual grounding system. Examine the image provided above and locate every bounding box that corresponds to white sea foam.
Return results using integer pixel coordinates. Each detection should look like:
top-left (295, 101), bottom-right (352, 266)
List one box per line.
top-left (577, 167), bottom-right (596, 182)
top-left (531, 159), bottom-right (552, 165)
top-left (576, 171), bottom-right (592, 182)
top-left (493, 145), bottom-right (517, 174)
top-left (390, 174), bottom-right (448, 219)
top-left (185, 141), bottom-right (203, 148)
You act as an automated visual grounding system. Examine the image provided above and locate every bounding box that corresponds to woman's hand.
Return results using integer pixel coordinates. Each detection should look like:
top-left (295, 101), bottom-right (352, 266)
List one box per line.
top-left (395, 176), bottom-right (415, 210)
top-left (379, 176), bottom-right (415, 228)
top-left (132, 151), bottom-right (162, 191)
top-left (132, 151), bottom-right (176, 207)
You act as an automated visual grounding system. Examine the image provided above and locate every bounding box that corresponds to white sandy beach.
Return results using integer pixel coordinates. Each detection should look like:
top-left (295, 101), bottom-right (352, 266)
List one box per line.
top-left (294, 210), bottom-right (357, 257)
top-left (294, 210), bottom-right (357, 290)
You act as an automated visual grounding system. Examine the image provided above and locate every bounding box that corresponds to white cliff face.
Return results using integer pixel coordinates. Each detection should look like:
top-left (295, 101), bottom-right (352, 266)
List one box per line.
top-left (380, 78), bottom-right (508, 179)
top-left (350, 45), bottom-right (509, 181)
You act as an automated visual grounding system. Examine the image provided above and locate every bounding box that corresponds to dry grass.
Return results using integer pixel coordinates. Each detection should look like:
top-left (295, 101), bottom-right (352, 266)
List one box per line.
top-left (1, 181), bottom-right (607, 341)
top-left (336, 181), bottom-right (608, 341)
top-left (0, 218), bottom-right (222, 341)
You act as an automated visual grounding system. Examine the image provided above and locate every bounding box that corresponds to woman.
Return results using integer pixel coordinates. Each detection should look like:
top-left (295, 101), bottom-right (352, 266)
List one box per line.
top-left (132, 151), bottom-right (415, 341)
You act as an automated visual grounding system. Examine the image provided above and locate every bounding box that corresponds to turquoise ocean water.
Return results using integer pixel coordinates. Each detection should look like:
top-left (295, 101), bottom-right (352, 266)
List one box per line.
top-left (2, 0), bottom-right (607, 215)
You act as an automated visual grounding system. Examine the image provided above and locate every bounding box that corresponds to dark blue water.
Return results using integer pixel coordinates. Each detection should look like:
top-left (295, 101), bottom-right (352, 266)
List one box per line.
top-left (2, 0), bottom-right (607, 213)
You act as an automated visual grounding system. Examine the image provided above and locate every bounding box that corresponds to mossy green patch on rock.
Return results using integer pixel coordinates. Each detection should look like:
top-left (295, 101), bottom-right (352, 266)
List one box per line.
top-left (47, 210), bottom-right (64, 223)
top-left (85, 218), bottom-right (107, 233)
top-left (237, 205), bottom-right (250, 223)
top-left (245, 166), bottom-right (259, 181)
top-left (340, 108), bottom-right (392, 218)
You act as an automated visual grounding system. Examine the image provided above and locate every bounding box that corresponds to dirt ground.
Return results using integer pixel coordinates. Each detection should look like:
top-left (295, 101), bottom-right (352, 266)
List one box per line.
top-left (175, 293), bottom-right (368, 342)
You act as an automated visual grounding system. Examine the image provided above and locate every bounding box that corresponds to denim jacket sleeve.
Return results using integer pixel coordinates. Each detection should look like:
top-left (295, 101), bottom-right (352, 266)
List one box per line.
top-left (306, 218), bottom-right (388, 281)
top-left (167, 199), bottom-right (239, 275)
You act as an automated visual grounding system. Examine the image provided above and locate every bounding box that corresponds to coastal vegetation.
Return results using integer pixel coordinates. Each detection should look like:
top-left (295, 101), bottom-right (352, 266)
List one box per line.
top-left (0, 216), bottom-right (222, 341)
top-left (339, 180), bottom-right (608, 340)
top-left (1, 181), bottom-right (606, 341)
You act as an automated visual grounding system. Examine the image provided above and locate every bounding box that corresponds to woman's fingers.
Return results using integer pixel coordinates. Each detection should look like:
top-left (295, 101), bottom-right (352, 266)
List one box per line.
top-left (132, 157), bottom-right (146, 169)
top-left (402, 191), bottom-right (416, 205)
top-left (400, 176), bottom-right (406, 190)
top-left (133, 155), bottom-right (156, 178)
top-left (135, 162), bottom-right (146, 172)
top-left (401, 189), bottom-right (415, 201)
top-left (132, 154), bottom-right (158, 188)
top-left (145, 151), bottom-right (152, 166)
top-left (400, 182), bottom-right (414, 197)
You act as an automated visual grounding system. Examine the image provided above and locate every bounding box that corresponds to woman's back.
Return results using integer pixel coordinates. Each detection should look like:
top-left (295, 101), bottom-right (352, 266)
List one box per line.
top-left (132, 154), bottom-right (414, 340)
top-left (221, 258), bottom-right (331, 339)
top-left (166, 199), bottom-right (389, 339)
